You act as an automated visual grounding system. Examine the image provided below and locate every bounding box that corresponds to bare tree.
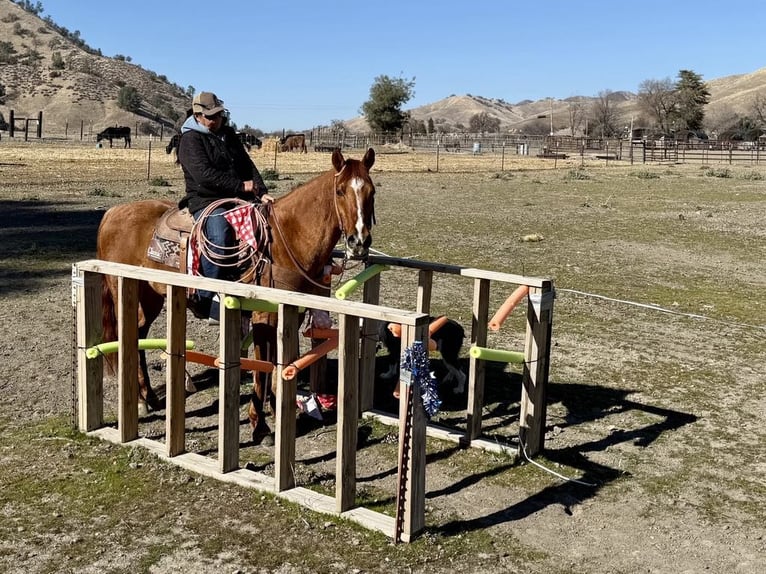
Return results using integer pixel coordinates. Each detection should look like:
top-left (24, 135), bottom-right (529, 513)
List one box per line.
top-left (590, 90), bottom-right (620, 138)
top-left (567, 98), bottom-right (586, 136)
top-left (637, 77), bottom-right (676, 134)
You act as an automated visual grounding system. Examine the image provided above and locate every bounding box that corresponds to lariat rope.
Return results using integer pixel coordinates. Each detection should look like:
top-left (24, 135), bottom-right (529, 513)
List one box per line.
top-left (192, 197), bottom-right (269, 275)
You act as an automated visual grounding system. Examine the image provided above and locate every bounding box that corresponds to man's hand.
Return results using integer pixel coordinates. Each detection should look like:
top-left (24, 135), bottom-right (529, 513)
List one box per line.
top-left (260, 193), bottom-right (275, 204)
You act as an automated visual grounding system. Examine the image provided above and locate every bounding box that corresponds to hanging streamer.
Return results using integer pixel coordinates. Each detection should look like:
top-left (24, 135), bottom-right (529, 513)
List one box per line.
top-left (401, 340), bottom-right (441, 418)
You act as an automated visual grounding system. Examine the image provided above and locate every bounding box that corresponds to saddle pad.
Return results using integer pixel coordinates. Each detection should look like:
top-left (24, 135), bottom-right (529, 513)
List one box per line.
top-left (148, 232), bottom-right (182, 269)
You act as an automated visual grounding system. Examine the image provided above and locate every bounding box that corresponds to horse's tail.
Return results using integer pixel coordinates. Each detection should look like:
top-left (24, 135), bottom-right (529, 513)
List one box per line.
top-left (101, 276), bottom-right (118, 375)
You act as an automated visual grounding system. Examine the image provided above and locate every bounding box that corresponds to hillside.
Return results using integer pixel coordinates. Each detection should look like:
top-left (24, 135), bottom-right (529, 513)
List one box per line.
top-left (1, 0), bottom-right (765, 137)
top-left (0, 0), bottom-right (189, 135)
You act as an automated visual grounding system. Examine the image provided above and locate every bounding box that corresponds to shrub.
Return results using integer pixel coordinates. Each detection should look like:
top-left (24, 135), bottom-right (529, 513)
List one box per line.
top-left (261, 168), bottom-right (279, 181)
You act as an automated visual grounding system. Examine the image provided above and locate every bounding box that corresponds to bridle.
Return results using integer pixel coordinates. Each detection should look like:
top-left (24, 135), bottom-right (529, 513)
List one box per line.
top-left (269, 163), bottom-right (372, 291)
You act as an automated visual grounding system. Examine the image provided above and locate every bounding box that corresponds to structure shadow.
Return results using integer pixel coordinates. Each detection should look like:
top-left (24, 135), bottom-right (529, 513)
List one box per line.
top-left (430, 378), bottom-right (697, 537)
top-left (0, 199), bottom-right (105, 296)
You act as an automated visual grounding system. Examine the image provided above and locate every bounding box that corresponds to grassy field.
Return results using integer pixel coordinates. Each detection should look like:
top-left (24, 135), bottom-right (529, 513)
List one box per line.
top-left (0, 141), bottom-right (765, 573)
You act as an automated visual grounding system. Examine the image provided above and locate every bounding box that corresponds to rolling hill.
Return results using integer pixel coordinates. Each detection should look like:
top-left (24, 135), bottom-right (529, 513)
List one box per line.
top-left (1, 0), bottom-right (765, 137)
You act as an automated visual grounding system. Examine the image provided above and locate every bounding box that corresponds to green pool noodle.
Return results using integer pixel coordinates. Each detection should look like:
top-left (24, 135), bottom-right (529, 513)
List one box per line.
top-left (86, 339), bottom-right (194, 359)
top-left (469, 345), bottom-right (525, 364)
top-left (224, 296), bottom-right (278, 313)
top-left (224, 296), bottom-right (305, 314)
top-left (335, 264), bottom-right (388, 300)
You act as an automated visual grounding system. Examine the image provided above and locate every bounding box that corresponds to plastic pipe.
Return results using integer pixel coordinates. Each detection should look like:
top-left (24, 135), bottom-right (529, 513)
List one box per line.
top-left (86, 338), bottom-right (194, 359)
top-left (334, 264), bottom-right (388, 300)
top-left (224, 296), bottom-right (279, 313)
top-left (469, 345), bottom-right (525, 364)
top-left (282, 336), bottom-right (339, 380)
top-left (488, 285), bottom-right (530, 331)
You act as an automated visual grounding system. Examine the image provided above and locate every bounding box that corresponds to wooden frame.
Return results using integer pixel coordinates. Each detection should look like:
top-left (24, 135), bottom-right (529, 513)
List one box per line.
top-left (73, 254), bottom-right (553, 542)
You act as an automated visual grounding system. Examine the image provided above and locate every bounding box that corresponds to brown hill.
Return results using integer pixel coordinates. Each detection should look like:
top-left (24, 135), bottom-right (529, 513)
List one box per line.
top-left (1, 0), bottom-right (765, 137)
top-left (0, 0), bottom-right (189, 135)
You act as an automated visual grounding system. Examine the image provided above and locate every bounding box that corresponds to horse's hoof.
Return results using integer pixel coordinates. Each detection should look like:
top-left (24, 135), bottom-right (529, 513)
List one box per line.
top-left (252, 421), bottom-right (273, 446)
top-left (138, 401), bottom-right (149, 417)
top-left (259, 433), bottom-right (275, 447)
top-left (185, 374), bottom-right (197, 393)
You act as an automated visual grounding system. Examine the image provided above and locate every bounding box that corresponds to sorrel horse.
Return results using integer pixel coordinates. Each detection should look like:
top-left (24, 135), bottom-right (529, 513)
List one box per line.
top-left (96, 147), bottom-right (376, 440)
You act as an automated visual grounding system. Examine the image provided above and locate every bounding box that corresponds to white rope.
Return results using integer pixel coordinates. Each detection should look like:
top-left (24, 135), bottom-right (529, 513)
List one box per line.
top-left (193, 198), bottom-right (263, 271)
top-left (558, 287), bottom-right (766, 335)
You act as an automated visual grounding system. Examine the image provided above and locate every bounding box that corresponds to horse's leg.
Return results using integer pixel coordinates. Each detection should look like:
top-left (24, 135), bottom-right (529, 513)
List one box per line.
top-left (136, 284), bottom-right (165, 414)
top-left (249, 321), bottom-right (275, 444)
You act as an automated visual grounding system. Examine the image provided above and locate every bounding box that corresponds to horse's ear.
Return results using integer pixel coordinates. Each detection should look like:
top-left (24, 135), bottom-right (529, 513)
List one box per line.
top-left (331, 148), bottom-right (345, 172)
top-left (363, 147), bottom-right (375, 170)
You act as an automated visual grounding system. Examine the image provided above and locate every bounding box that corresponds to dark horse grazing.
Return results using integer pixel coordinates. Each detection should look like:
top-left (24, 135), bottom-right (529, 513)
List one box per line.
top-left (96, 148), bottom-right (376, 439)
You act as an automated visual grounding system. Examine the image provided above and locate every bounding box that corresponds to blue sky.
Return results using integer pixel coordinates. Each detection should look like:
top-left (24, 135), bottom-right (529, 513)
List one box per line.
top-left (38, 0), bottom-right (766, 132)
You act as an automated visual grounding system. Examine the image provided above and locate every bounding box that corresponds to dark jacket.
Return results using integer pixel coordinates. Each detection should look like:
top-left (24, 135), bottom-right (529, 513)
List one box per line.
top-left (177, 119), bottom-right (267, 214)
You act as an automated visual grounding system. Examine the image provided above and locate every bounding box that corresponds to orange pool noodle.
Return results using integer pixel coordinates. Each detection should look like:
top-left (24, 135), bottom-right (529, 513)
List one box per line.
top-left (488, 285), bottom-right (529, 331)
top-left (186, 350), bottom-right (274, 373)
top-left (428, 315), bottom-right (448, 335)
top-left (302, 327), bottom-right (338, 339)
top-left (388, 315), bottom-right (449, 340)
top-left (282, 336), bottom-right (339, 380)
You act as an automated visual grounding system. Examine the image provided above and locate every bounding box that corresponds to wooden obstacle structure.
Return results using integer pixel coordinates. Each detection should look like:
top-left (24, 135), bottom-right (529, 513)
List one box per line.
top-left (72, 255), bottom-right (553, 542)
top-left (355, 254), bottom-right (554, 454)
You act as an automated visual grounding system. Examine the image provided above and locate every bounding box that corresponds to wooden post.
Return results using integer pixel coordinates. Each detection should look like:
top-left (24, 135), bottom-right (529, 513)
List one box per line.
top-left (117, 277), bottom-right (139, 442)
top-left (75, 267), bottom-right (103, 431)
top-left (8, 110), bottom-right (13, 137)
top-left (336, 312), bottom-right (360, 512)
top-left (275, 304), bottom-right (300, 491)
top-left (165, 285), bottom-right (187, 457)
top-left (466, 278), bottom-right (489, 441)
top-left (415, 269), bottom-right (433, 315)
top-left (359, 273), bottom-right (381, 412)
top-left (396, 321), bottom-right (428, 542)
top-left (36, 111), bottom-right (43, 138)
top-left (219, 296), bottom-right (241, 473)
top-left (518, 282), bottom-right (554, 457)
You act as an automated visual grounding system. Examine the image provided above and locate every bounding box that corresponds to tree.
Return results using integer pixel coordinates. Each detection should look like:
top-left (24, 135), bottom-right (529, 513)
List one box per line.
top-left (590, 90), bottom-right (621, 137)
top-left (360, 75), bottom-right (415, 134)
top-left (427, 117), bottom-right (435, 134)
top-left (51, 51), bottom-right (65, 70)
top-left (469, 112), bottom-right (501, 133)
top-left (117, 86), bottom-right (142, 113)
top-left (674, 70), bottom-right (709, 132)
top-left (637, 77), bottom-right (676, 134)
top-left (566, 99), bottom-right (586, 136)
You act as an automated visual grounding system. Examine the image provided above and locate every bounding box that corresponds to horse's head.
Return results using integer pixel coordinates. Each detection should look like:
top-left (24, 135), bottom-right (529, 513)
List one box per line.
top-left (331, 147), bottom-right (376, 259)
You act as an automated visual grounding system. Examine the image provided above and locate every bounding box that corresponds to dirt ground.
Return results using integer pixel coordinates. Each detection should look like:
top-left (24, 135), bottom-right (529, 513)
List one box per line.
top-left (1, 141), bottom-right (765, 573)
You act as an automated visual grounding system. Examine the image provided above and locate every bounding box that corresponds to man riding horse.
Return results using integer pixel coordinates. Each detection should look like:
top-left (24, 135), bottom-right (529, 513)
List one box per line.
top-left (176, 91), bottom-right (274, 323)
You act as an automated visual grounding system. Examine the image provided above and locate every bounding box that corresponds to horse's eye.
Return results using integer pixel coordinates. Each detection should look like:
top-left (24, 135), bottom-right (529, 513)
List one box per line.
top-left (335, 188), bottom-right (344, 196)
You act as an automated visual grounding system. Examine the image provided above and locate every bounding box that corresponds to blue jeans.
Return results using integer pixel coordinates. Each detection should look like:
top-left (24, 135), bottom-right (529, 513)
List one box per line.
top-left (193, 206), bottom-right (237, 304)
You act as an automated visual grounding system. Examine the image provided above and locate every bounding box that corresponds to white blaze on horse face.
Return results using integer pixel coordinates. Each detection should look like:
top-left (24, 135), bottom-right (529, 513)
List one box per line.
top-left (351, 176), bottom-right (366, 238)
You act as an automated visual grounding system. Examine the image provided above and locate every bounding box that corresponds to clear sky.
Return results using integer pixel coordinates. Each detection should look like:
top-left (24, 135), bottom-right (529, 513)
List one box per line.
top-left (37, 0), bottom-right (766, 132)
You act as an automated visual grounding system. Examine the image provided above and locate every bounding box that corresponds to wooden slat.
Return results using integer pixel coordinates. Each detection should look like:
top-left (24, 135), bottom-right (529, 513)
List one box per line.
top-left (76, 259), bottom-right (426, 326)
top-left (336, 313), bottom-right (360, 512)
top-left (416, 269), bottom-right (433, 314)
top-left (519, 282), bottom-right (554, 457)
top-left (397, 322), bottom-right (427, 541)
top-left (165, 285), bottom-right (187, 457)
top-left (367, 254), bottom-right (550, 287)
top-left (359, 272), bottom-right (381, 412)
top-left (117, 276), bottom-right (138, 443)
top-left (219, 297), bottom-right (241, 473)
top-left (76, 269), bottom-right (103, 431)
top-left (466, 278), bottom-right (489, 441)
top-left (275, 304), bottom-right (300, 491)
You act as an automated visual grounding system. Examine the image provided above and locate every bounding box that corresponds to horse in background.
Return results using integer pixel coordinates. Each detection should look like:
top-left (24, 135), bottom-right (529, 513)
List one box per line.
top-left (95, 147), bottom-right (377, 441)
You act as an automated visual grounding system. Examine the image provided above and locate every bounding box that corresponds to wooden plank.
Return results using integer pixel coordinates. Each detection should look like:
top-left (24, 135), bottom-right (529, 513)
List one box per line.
top-left (336, 313), bottom-right (360, 512)
top-left (76, 259), bottom-right (425, 325)
top-left (367, 254), bottom-right (550, 287)
top-left (397, 322), bottom-right (427, 541)
top-left (416, 269), bottom-right (433, 314)
top-left (466, 278), bottom-right (489, 441)
top-left (359, 273), bottom-right (381, 412)
top-left (165, 285), bottom-right (187, 457)
top-left (275, 304), bottom-right (300, 491)
top-left (519, 282), bottom-right (554, 457)
top-left (117, 276), bottom-right (138, 443)
top-left (75, 268), bottom-right (103, 431)
top-left (219, 297), bottom-right (241, 473)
